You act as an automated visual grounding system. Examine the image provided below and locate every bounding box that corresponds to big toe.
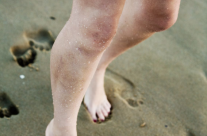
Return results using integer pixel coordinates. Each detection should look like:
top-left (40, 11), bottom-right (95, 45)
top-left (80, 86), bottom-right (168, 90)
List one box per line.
top-left (88, 107), bottom-right (98, 122)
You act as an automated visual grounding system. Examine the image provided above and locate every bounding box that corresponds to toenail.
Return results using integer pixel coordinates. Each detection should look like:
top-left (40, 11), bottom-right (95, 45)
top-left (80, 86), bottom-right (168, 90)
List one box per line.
top-left (101, 119), bottom-right (104, 122)
top-left (93, 120), bottom-right (97, 123)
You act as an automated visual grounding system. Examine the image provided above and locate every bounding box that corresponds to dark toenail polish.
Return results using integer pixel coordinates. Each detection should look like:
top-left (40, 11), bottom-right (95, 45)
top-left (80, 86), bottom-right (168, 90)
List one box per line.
top-left (93, 120), bottom-right (97, 122)
top-left (101, 119), bottom-right (104, 122)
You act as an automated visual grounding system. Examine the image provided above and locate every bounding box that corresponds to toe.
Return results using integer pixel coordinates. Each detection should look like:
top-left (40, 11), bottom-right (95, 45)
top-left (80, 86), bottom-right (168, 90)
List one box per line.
top-left (103, 103), bottom-right (110, 113)
top-left (96, 108), bottom-right (105, 121)
top-left (101, 106), bottom-right (108, 117)
top-left (106, 101), bottom-right (111, 108)
top-left (105, 102), bottom-right (112, 112)
top-left (88, 108), bottom-right (97, 122)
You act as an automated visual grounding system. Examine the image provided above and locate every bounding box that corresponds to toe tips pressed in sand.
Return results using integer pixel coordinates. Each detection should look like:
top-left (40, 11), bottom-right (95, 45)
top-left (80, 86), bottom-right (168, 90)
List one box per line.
top-left (23, 29), bottom-right (55, 51)
top-left (10, 45), bottom-right (37, 67)
top-left (0, 92), bottom-right (19, 118)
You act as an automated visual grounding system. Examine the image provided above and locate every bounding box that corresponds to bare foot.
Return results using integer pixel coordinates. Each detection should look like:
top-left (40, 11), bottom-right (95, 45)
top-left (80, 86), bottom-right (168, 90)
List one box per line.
top-left (84, 69), bottom-right (111, 122)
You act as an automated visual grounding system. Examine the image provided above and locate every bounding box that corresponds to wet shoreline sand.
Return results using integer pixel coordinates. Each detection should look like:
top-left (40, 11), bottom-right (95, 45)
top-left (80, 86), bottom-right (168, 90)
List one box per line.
top-left (0, 0), bottom-right (207, 135)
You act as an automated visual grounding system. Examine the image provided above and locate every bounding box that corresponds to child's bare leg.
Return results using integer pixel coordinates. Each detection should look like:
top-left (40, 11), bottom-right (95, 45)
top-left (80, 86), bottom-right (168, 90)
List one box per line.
top-left (84, 0), bottom-right (180, 121)
top-left (45, 0), bottom-right (126, 135)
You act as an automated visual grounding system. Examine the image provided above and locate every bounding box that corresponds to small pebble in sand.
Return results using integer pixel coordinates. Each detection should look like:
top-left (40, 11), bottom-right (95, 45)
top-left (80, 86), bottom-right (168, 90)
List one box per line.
top-left (50, 16), bottom-right (56, 20)
top-left (140, 122), bottom-right (146, 127)
top-left (20, 75), bottom-right (25, 79)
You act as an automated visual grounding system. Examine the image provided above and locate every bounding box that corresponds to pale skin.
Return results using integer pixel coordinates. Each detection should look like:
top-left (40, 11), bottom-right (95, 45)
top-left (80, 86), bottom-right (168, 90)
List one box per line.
top-left (46, 0), bottom-right (181, 135)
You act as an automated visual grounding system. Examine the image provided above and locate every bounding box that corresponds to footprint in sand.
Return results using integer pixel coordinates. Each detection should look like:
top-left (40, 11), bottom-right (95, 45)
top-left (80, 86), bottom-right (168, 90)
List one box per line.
top-left (23, 29), bottom-right (55, 51)
top-left (104, 69), bottom-right (143, 108)
top-left (10, 29), bottom-right (54, 67)
top-left (0, 92), bottom-right (19, 118)
top-left (10, 45), bottom-right (37, 67)
top-left (84, 69), bottom-right (141, 123)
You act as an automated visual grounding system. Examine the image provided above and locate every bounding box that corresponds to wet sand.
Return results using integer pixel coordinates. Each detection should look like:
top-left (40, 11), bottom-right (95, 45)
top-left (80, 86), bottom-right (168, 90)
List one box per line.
top-left (0, 0), bottom-right (207, 136)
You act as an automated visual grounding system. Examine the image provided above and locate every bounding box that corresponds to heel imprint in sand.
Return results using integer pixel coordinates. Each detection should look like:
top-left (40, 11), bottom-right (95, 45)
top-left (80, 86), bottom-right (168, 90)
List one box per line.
top-left (10, 45), bottom-right (37, 67)
top-left (23, 29), bottom-right (55, 51)
top-left (0, 92), bottom-right (19, 118)
top-left (105, 69), bottom-right (143, 108)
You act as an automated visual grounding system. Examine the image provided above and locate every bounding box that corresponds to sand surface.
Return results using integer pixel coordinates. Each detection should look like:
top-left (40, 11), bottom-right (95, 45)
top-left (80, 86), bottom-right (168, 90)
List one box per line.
top-left (0, 0), bottom-right (207, 136)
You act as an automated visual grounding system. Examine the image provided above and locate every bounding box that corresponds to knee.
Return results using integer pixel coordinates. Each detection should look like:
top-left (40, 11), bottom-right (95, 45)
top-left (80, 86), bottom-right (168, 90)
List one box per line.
top-left (74, 17), bottom-right (118, 53)
top-left (149, 11), bottom-right (178, 32)
top-left (137, 1), bottom-right (180, 32)
top-left (87, 18), bottom-right (118, 45)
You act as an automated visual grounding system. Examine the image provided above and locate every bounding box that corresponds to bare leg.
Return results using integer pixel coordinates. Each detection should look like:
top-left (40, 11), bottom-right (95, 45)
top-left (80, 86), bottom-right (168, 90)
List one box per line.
top-left (84, 0), bottom-right (181, 121)
top-left (45, 0), bottom-right (126, 135)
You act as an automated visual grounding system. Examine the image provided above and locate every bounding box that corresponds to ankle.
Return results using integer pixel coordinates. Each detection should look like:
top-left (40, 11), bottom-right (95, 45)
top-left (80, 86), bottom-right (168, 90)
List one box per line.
top-left (47, 119), bottom-right (77, 136)
top-left (95, 66), bottom-right (107, 73)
